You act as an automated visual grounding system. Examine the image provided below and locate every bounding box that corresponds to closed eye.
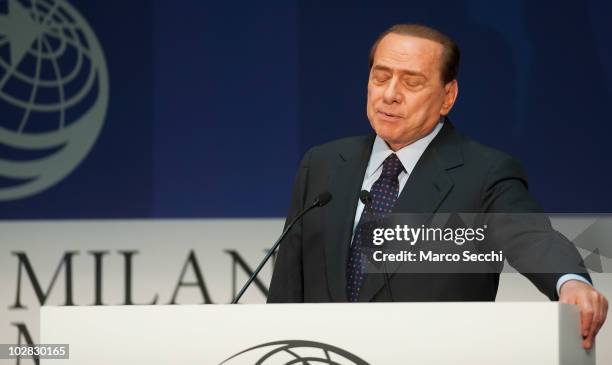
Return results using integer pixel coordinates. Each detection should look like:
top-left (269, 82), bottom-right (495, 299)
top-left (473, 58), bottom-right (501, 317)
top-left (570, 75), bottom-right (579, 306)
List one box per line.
top-left (371, 71), bottom-right (391, 84)
top-left (404, 76), bottom-right (425, 88)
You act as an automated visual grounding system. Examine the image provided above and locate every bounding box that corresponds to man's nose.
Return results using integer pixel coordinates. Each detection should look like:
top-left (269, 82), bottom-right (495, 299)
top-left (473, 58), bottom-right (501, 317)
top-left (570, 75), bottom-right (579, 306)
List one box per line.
top-left (382, 77), bottom-right (402, 104)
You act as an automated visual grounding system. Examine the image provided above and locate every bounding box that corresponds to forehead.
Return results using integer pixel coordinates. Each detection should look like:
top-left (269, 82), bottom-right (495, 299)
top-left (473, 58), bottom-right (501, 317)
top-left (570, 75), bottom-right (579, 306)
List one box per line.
top-left (372, 33), bottom-right (443, 76)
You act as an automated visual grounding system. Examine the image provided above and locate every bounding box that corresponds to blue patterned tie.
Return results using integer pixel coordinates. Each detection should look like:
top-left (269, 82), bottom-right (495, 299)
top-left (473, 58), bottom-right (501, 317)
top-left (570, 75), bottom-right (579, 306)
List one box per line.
top-left (346, 153), bottom-right (404, 301)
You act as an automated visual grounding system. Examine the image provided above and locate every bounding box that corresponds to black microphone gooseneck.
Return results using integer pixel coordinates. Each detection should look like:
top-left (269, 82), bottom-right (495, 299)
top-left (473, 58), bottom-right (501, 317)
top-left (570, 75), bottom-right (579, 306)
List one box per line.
top-left (360, 189), bottom-right (395, 302)
top-left (231, 192), bottom-right (332, 304)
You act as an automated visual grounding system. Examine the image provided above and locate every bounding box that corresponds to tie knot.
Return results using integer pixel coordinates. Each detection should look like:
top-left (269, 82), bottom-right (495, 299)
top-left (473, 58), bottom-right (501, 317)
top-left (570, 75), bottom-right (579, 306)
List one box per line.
top-left (381, 153), bottom-right (403, 179)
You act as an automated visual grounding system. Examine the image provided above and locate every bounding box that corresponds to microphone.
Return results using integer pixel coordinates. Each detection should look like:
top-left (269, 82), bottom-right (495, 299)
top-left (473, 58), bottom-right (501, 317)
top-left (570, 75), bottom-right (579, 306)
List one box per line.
top-left (360, 190), bottom-right (371, 205)
top-left (314, 191), bottom-right (332, 207)
top-left (231, 192), bottom-right (333, 304)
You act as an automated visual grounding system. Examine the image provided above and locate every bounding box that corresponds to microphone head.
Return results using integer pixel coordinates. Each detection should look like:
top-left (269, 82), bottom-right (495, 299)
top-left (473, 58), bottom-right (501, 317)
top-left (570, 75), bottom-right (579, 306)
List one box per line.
top-left (360, 190), bottom-right (371, 205)
top-left (314, 192), bottom-right (332, 207)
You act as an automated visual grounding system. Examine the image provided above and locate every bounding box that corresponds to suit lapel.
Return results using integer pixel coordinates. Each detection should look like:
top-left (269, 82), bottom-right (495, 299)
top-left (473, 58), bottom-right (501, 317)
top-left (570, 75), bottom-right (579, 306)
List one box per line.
top-left (358, 122), bottom-right (464, 301)
top-left (393, 122), bottom-right (462, 214)
top-left (325, 135), bottom-right (374, 302)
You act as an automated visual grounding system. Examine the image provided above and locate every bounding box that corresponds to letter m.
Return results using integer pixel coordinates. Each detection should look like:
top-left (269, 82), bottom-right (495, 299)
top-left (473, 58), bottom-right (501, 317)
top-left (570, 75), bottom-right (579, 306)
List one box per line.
top-left (11, 251), bottom-right (78, 309)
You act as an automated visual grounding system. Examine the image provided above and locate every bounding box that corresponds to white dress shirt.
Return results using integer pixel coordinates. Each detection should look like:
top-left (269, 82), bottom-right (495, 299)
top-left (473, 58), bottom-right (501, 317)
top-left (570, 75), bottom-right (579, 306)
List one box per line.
top-left (352, 121), bottom-right (589, 295)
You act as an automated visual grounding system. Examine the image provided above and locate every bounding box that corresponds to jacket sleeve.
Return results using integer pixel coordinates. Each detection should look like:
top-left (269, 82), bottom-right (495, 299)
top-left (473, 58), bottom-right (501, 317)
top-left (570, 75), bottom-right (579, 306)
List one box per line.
top-left (267, 148), bottom-right (313, 303)
top-left (482, 155), bottom-right (592, 300)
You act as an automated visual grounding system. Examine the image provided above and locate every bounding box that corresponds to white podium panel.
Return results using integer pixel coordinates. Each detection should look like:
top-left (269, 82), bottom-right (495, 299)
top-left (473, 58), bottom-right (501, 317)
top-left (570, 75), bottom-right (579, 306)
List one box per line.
top-left (40, 303), bottom-right (594, 365)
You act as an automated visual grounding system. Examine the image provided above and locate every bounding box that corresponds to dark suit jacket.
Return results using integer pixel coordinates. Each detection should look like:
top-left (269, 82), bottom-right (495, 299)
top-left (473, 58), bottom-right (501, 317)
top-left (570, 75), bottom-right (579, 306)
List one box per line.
top-left (268, 121), bottom-right (590, 303)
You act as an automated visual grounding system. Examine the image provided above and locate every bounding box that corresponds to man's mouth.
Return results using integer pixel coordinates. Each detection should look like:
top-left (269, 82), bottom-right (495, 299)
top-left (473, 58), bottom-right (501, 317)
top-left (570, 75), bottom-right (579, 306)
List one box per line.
top-left (377, 110), bottom-right (402, 121)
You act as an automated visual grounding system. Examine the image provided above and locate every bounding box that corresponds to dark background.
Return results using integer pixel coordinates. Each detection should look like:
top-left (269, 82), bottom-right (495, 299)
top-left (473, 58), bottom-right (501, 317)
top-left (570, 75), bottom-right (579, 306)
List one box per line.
top-left (1, 0), bottom-right (611, 218)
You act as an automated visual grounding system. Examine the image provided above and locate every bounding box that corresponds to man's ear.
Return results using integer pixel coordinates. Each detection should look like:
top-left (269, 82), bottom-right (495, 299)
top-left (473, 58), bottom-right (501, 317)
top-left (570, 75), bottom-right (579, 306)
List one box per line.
top-left (440, 80), bottom-right (458, 115)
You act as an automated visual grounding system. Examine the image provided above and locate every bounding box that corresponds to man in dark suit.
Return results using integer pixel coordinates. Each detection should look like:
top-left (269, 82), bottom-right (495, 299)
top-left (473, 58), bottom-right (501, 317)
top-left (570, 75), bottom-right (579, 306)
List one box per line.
top-left (268, 24), bottom-right (607, 349)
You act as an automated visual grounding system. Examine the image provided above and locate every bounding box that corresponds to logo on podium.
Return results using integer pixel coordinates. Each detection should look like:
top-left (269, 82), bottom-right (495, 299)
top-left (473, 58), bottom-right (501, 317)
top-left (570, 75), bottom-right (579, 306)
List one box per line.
top-left (220, 340), bottom-right (370, 365)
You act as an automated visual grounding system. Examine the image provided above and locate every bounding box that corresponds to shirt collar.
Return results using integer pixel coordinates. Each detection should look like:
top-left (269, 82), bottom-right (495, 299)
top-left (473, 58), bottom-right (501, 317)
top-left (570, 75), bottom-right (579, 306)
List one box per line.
top-left (366, 121), bottom-right (444, 178)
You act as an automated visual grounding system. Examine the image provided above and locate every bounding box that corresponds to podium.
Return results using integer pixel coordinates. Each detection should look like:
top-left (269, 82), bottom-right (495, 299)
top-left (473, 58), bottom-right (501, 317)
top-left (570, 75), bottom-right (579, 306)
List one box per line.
top-left (40, 303), bottom-right (594, 364)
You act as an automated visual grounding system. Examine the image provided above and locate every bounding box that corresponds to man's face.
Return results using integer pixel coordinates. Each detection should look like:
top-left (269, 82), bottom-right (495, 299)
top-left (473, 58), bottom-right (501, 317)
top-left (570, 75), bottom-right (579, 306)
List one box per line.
top-left (366, 33), bottom-right (458, 150)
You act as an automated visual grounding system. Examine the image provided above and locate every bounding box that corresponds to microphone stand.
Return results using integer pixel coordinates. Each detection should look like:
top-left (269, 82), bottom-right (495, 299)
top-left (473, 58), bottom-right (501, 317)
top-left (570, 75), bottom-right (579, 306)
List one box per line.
top-left (231, 194), bottom-right (330, 304)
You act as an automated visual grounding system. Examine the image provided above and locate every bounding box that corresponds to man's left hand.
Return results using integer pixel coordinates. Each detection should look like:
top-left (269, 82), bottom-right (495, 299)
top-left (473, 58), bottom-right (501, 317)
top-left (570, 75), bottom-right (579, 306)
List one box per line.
top-left (559, 280), bottom-right (608, 350)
